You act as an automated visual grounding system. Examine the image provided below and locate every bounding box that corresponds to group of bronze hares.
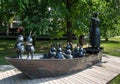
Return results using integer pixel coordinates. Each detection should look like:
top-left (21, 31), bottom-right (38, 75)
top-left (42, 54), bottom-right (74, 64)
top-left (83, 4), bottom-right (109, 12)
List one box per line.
top-left (46, 43), bottom-right (86, 59)
top-left (15, 35), bottom-right (86, 59)
top-left (14, 34), bottom-right (35, 59)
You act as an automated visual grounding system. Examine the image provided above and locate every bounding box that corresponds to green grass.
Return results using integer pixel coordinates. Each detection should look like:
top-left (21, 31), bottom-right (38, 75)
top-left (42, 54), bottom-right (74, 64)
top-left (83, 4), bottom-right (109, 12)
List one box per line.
top-left (101, 37), bottom-right (120, 57)
top-left (0, 39), bottom-right (16, 65)
top-left (0, 37), bottom-right (120, 83)
top-left (109, 75), bottom-right (120, 84)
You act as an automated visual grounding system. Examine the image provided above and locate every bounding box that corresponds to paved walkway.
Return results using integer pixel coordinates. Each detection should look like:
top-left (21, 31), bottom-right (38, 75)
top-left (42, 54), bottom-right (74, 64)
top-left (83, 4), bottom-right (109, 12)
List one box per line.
top-left (0, 54), bottom-right (120, 84)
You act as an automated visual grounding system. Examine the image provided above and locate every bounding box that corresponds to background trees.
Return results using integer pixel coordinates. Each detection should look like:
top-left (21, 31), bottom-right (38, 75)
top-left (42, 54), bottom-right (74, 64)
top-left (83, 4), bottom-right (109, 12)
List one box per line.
top-left (0, 0), bottom-right (120, 42)
top-left (0, 0), bottom-right (15, 35)
top-left (99, 0), bottom-right (120, 41)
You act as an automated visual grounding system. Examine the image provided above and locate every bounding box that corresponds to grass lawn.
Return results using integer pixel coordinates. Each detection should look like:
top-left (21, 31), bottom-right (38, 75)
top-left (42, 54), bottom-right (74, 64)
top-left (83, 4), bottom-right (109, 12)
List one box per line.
top-left (0, 39), bottom-right (16, 64)
top-left (0, 37), bottom-right (120, 83)
top-left (101, 38), bottom-right (120, 57)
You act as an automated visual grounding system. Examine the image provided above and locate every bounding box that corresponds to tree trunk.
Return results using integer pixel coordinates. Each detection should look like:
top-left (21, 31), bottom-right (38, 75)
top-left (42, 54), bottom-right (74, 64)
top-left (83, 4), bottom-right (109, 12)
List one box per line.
top-left (67, 18), bottom-right (72, 42)
top-left (79, 35), bottom-right (84, 46)
top-left (66, 0), bottom-right (72, 42)
top-left (105, 38), bottom-right (108, 41)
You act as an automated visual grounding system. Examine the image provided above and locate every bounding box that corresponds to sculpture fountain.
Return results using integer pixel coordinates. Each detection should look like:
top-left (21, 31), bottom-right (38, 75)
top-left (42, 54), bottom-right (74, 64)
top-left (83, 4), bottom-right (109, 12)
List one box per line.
top-left (5, 13), bottom-right (103, 79)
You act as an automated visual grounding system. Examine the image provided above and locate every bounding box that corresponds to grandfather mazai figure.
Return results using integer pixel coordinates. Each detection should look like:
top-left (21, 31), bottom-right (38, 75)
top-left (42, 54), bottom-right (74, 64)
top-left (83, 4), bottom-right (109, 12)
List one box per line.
top-left (14, 35), bottom-right (25, 59)
top-left (90, 12), bottom-right (100, 49)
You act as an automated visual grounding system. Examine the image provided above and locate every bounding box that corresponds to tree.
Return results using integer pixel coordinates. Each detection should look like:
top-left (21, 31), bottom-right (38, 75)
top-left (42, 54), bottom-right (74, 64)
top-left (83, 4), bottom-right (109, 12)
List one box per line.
top-left (16, 0), bottom-right (49, 35)
top-left (1, 0), bottom-right (120, 42)
top-left (0, 0), bottom-right (16, 36)
top-left (99, 0), bottom-right (120, 41)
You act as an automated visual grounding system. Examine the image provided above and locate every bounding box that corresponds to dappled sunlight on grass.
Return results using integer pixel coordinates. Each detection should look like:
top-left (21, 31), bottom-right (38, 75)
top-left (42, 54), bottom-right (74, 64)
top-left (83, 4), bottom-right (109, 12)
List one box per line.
top-left (0, 40), bottom-right (16, 65)
top-left (109, 74), bottom-right (120, 84)
top-left (0, 48), bottom-right (5, 51)
top-left (101, 37), bottom-right (120, 57)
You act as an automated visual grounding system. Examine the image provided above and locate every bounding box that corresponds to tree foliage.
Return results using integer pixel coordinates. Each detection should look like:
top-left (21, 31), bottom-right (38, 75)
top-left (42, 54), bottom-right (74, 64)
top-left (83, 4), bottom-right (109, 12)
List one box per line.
top-left (0, 0), bottom-right (120, 41)
top-left (99, 0), bottom-right (120, 40)
top-left (0, 0), bottom-right (15, 33)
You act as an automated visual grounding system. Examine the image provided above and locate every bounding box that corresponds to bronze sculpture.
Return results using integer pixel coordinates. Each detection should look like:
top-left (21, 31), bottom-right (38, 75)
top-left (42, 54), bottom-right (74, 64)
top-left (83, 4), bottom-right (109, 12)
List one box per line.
top-left (73, 44), bottom-right (80, 58)
top-left (14, 35), bottom-right (25, 59)
top-left (73, 44), bottom-right (86, 57)
top-left (25, 31), bottom-right (35, 59)
top-left (64, 43), bottom-right (73, 59)
top-left (90, 13), bottom-right (100, 49)
top-left (56, 43), bottom-right (65, 59)
top-left (48, 44), bottom-right (57, 59)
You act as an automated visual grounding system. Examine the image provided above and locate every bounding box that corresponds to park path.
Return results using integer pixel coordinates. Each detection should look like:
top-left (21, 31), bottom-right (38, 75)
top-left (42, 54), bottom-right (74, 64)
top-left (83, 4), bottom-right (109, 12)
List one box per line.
top-left (0, 54), bottom-right (120, 84)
